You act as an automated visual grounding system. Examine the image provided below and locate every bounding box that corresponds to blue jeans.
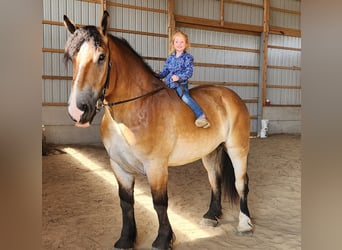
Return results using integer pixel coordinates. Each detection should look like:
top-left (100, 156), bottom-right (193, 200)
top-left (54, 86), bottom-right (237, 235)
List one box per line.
top-left (172, 84), bottom-right (204, 119)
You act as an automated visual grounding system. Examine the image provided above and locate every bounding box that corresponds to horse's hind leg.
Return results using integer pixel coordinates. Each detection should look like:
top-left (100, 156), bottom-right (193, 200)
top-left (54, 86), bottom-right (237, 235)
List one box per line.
top-left (200, 147), bottom-right (223, 227)
top-left (226, 146), bottom-right (253, 234)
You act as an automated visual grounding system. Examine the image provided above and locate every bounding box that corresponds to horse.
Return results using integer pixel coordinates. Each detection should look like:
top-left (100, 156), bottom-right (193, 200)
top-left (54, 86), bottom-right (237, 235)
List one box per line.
top-left (63, 11), bottom-right (253, 250)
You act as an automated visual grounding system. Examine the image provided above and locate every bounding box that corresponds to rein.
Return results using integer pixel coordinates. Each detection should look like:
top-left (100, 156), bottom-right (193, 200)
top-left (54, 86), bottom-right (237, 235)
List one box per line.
top-left (96, 44), bottom-right (166, 111)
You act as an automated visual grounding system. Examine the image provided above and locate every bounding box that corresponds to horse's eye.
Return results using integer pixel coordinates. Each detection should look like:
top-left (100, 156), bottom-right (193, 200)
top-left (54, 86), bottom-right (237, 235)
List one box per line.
top-left (98, 53), bottom-right (106, 64)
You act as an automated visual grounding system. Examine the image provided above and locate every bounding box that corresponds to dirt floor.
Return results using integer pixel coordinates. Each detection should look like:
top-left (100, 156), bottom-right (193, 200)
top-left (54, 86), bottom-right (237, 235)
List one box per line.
top-left (42, 134), bottom-right (301, 250)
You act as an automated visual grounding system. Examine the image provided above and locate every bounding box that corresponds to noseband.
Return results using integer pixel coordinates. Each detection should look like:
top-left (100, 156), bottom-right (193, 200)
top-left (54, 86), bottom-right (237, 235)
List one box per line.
top-left (96, 44), bottom-right (165, 111)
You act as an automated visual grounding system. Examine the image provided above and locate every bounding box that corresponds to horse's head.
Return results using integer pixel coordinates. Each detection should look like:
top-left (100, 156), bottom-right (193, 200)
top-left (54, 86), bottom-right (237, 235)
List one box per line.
top-left (63, 11), bottom-right (110, 127)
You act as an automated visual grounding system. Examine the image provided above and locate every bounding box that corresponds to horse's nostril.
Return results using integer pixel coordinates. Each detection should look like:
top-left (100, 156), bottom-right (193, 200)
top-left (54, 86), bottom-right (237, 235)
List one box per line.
top-left (81, 104), bottom-right (88, 112)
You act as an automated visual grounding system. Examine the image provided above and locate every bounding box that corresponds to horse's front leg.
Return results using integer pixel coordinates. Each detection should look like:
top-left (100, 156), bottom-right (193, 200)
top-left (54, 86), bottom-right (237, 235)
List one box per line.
top-left (111, 161), bottom-right (137, 250)
top-left (146, 164), bottom-right (174, 250)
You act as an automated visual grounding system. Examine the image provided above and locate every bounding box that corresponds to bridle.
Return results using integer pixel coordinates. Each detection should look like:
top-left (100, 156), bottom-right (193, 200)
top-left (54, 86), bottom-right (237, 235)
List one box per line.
top-left (96, 44), bottom-right (165, 111)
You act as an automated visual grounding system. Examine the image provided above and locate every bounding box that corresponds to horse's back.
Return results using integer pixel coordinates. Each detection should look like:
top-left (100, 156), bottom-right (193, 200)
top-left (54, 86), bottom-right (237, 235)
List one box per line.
top-left (165, 85), bottom-right (250, 165)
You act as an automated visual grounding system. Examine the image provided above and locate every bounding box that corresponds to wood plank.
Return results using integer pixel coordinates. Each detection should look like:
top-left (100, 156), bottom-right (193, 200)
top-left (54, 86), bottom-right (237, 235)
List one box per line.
top-left (42, 48), bottom-right (64, 53)
top-left (269, 26), bottom-right (301, 37)
top-left (42, 75), bottom-right (72, 80)
top-left (261, 0), bottom-right (270, 106)
top-left (191, 43), bottom-right (259, 53)
top-left (168, 0), bottom-right (175, 52)
top-left (267, 84), bottom-right (301, 89)
top-left (270, 6), bottom-right (301, 15)
top-left (268, 65), bottom-right (301, 70)
top-left (195, 62), bottom-right (259, 70)
top-left (268, 45), bottom-right (301, 52)
top-left (42, 102), bottom-right (68, 106)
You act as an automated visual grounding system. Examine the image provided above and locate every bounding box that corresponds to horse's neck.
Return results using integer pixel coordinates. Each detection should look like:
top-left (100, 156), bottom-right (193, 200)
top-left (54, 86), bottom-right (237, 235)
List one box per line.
top-left (105, 40), bottom-right (159, 111)
top-left (108, 43), bottom-right (153, 99)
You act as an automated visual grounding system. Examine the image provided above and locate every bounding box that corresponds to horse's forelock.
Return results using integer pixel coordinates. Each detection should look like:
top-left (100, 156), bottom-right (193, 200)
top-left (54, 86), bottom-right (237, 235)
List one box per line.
top-left (64, 26), bottom-right (103, 67)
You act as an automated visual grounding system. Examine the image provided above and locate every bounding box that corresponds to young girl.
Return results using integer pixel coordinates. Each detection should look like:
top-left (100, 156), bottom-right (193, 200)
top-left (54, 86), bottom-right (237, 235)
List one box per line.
top-left (157, 30), bottom-right (210, 128)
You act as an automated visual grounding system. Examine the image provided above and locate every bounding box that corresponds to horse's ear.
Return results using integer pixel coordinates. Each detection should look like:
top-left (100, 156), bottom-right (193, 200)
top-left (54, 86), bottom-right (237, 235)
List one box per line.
top-left (63, 15), bottom-right (77, 34)
top-left (101, 10), bottom-right (110, 35)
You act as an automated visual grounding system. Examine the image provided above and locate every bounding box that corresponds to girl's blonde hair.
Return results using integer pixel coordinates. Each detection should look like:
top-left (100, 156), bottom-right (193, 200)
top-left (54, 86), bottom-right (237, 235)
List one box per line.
top-left (169, 30), bottom-right (190, 54)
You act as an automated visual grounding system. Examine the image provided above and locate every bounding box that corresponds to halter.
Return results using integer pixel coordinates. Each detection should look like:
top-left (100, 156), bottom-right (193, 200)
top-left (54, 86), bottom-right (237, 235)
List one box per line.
top-left (96, 44), bottom-right (166, 111)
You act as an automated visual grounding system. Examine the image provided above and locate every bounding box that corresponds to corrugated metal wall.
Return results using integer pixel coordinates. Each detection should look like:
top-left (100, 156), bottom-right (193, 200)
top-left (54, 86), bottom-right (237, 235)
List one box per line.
top-left (42, 0), bottom-right (301, 135)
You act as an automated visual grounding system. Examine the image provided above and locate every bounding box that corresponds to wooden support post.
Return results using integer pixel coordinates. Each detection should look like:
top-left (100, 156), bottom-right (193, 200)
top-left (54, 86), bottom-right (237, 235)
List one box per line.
top-left (257, 0), bottom-right (270, 136)
top-left (262, 0), bottom-right (270, 106)
top-left (220, 0), bottom-right (224, 26)
top-left (102, 0), bottom-right (107, 12)
top-left (168, 0), bottom-right (175, 52)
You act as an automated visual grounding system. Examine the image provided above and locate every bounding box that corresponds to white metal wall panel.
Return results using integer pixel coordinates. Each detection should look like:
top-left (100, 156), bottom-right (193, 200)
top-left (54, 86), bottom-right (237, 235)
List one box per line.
top-left (175, 0), bottom-right (220, 20)
top-left (43, 0), bottom-right (101, 103)
top-left (110, 0), bottom-right (167, 9)
top-left (270, 11), bottom-right (300, 30)
top-left (269, 34), bottom-right (301, 48)
top-left (270, 0), bottom-right (300, 30)
top-left (224, 3), bottom-right (263, 26)
top-left (266, 88), bottom-right (301, 105)
top-left (270, 0), bottom-right (300, 11)
top-left (267, 34), bottom-right (301, 105)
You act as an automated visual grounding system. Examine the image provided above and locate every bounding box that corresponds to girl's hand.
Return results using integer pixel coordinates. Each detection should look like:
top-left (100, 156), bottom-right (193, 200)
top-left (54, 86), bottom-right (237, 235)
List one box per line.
top-left (171, 75), bottom-right (179, 82)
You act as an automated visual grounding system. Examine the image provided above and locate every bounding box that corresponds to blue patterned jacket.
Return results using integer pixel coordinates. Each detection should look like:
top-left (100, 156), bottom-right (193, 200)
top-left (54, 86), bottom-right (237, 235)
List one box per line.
top-left (158, 51), bottom-right (194, 88)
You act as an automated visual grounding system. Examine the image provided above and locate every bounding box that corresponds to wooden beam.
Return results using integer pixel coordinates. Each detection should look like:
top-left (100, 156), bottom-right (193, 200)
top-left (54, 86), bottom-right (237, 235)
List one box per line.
top-left (267, 84), bottom-right (301, 89)
top-left (194, 62), bottom-right (259, 70)
top-left (268, 45), bottom-right (301, 52)
top-left (42, 103), bottom-right (68, 106)
top-left (220, 0), bottom-right (224, 26)
top-left (42, 75), bottom-right (72, 80)
top-left (269, 26), bottom-right (301, 37)
top-left (191, 43), bottom-right (259, 53)
top-left (102, 0), bottom-right (106, 12)
top-left (168, 0), bottom-right (175, 52)
top-left (261, 0), bottom-right (270, 106)
top-left (42, 48), bottom-right (64, 53)
top-left (268, 65), bottom-right (301, 71)
top-left (270, 6), bottom-right (301, 15)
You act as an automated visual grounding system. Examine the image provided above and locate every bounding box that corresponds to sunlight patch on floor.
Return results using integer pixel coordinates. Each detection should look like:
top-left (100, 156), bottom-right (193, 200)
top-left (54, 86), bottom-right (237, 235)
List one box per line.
top-left (63, 147), bottom-right (221, 241)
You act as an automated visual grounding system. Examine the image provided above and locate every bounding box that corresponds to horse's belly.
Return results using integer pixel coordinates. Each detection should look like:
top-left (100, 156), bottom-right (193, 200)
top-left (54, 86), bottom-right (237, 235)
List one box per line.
top-left (167, 138), bottom-right (221, 166)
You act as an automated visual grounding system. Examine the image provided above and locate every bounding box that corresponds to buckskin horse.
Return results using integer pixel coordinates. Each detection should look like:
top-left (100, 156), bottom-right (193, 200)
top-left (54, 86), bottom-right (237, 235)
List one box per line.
top-left (63, 11), bottom-right (253, 250)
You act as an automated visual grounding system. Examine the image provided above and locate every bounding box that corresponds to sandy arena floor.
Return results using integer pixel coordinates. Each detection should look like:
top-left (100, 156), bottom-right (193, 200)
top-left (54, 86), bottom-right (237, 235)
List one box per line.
top-left (42, 134), bottom-right (301, 250)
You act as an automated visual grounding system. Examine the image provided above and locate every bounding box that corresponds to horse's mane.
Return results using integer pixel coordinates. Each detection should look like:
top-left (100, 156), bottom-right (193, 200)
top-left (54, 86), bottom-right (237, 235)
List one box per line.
top-left (64, 25), bottom-right (158, 79)
top-left (108, 34), bottom-right (158, 77)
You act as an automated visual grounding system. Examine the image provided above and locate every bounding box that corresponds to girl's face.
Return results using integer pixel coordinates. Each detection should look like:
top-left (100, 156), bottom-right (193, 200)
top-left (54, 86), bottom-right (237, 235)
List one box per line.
top-left (173, 35), bottom-right (187, 53)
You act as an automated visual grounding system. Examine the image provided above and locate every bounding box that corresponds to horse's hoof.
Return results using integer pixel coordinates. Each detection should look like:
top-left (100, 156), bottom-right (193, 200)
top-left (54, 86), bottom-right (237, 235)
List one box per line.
top-left (236, 222), bottom-right (254, 236)
top-left (235, 229), bottom-right (253, 236)
top-left (200, 218), bottom-right (218, 227)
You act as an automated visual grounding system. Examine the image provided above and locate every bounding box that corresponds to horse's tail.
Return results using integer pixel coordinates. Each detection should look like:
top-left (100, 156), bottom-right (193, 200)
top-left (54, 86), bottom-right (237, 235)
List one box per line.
top-left (220, 147), bottom-right (239, 205)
